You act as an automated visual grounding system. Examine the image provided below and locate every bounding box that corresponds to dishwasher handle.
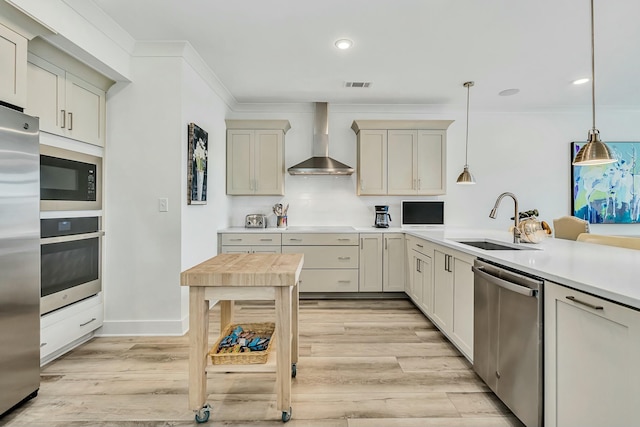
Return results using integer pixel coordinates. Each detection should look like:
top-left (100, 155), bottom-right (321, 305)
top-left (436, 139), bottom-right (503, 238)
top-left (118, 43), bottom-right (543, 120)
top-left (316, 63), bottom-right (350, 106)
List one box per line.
top-left (472, 265), bottom-right (539, 297)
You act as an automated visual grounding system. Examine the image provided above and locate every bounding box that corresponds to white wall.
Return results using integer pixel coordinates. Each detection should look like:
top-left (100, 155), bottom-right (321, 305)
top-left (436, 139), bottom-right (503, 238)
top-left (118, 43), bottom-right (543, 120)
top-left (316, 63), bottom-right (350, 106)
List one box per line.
top-left (102, 47), bottom-right (231, 335)
top-left (102, 56), bottom-right (184, 335)
top-left (179, 58), bottom-right (231, 325)
top-left (227, 104), bottom-right (640, 236)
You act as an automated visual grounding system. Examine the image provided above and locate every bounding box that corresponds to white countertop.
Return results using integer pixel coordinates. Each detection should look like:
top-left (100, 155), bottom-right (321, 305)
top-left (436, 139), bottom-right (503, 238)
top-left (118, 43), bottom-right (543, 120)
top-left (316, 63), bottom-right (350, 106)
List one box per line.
top-left (404, 228), bottom-right (640, 310)
top-left (218, 226), bottom-right (640, 309)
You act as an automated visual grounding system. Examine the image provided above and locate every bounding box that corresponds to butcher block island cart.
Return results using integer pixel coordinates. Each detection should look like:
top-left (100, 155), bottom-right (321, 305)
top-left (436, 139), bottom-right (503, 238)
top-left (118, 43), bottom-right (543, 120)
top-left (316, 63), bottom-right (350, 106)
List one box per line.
top-left (180, 253), bottom-right (304, 423)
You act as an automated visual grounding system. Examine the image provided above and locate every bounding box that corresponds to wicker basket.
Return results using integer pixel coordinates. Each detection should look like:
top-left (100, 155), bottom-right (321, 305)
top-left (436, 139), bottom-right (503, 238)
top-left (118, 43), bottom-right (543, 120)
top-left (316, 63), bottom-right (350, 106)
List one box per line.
top-left (209, 322), bottom-right (275, 365)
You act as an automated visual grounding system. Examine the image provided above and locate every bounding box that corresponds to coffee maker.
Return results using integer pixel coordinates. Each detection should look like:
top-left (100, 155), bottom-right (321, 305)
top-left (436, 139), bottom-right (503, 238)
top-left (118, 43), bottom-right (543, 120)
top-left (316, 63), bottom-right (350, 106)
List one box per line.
top-left (374, 205), bottom-right (391, 228)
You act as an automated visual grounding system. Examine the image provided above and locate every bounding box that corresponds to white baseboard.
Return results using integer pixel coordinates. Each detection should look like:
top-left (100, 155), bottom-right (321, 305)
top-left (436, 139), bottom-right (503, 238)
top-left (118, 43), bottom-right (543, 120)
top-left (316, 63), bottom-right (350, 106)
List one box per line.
top-left (97, 299), bottom-right (219, 336)
top-left (97, 319), bottom-right (185, 336)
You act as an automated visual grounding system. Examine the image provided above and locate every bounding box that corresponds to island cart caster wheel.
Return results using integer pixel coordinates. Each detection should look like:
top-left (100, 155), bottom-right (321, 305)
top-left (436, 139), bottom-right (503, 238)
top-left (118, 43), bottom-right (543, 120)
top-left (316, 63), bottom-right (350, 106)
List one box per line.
top-left (291, 363), bottom-right (297, 378)
top-left (195, 403), bottom-right (211, 423)
top-left (282, 407), bottom-right (292, 423)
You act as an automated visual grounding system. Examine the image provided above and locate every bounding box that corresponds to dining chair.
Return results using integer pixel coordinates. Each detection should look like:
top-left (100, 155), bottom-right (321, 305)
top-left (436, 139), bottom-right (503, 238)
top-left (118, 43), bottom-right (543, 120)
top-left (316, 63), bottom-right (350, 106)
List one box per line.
top-left (553, 216), bottom-right (590, 240)
top-left (576, 233), bottom-right (640, 250)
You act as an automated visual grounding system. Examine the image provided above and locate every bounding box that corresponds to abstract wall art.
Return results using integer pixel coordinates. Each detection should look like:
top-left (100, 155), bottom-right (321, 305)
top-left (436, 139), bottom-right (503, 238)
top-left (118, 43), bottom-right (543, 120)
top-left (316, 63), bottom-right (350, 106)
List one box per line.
top-left (571, 141), bottom-right (640, 224)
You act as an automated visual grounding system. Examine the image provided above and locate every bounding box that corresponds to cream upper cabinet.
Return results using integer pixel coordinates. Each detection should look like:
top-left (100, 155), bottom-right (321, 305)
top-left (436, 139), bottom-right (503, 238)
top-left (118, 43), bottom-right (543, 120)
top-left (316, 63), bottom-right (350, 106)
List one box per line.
top-left (356, 130), bottom-right (387, 195)
top-left (0, 23), bottom-right (27, 108)
top-left (388, 130), bottom-right (446, 195)
top-left (352, 120), bottom-right (452, 196)
top-left (387, 130), bottom-right (416, 194)
top-left (225, 120), bottom-right (290, 196)
top-left (545, 281), bottom-right (640, 427)
top-left (25, 43), bottom-right (111, 147)
top-left (416, 130), bottom-right (445, 194)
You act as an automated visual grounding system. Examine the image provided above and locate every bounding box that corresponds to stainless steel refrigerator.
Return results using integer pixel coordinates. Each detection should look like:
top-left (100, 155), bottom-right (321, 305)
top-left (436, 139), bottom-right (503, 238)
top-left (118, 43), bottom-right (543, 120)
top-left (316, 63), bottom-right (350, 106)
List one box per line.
top-left (0, 105), bottom-right (40, 415)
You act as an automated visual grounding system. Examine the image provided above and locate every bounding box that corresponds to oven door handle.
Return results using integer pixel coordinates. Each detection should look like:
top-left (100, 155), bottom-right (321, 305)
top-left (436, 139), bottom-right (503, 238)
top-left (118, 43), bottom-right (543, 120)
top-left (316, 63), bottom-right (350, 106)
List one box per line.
top-left (472, 266), bottom-right (539, 297)
top-left (41, 231), bottom-right (104, 244)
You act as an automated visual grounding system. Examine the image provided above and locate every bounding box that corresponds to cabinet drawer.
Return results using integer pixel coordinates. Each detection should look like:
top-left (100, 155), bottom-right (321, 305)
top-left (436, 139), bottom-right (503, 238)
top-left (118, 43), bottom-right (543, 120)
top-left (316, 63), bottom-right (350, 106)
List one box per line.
top-left (40, 298), bottom-right (103, 360)
top-left (282, 245), bottom-right (358, 268)
top-left (282, 233), bottom-right (358, 246)
top-left (406, 236), bottom-right (431, 255)
top-left (299, 269), bottom-right (359, 292)
top-left (221, 245), bottom-right (281, 254)
top-left (221, 233), bottom-right (282, 246)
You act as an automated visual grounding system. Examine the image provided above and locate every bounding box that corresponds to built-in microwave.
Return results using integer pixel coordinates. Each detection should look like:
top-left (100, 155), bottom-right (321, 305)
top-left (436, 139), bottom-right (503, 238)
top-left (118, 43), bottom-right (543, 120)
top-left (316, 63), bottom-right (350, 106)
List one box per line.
top-left (40, 145), bottom-right (102, 211)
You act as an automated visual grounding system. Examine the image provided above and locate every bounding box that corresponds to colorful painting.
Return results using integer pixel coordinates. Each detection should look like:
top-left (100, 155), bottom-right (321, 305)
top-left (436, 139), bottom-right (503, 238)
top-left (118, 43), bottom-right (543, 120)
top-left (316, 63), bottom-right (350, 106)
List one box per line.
top-left (571, 142), bottom-right (640, 224)
top-left (187, 123), bottom-right (208, 205)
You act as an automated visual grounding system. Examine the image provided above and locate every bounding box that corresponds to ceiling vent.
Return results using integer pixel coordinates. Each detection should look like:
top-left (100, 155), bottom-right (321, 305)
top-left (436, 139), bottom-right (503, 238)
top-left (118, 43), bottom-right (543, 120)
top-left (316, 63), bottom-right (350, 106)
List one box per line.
top-left (344, 81), bottom-right (372, 88)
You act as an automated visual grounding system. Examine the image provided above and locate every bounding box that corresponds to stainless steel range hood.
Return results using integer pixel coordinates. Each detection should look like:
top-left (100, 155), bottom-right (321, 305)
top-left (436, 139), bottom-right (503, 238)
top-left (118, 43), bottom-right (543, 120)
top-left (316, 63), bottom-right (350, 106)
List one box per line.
top-left (288, 102), bottom-right (354, 175)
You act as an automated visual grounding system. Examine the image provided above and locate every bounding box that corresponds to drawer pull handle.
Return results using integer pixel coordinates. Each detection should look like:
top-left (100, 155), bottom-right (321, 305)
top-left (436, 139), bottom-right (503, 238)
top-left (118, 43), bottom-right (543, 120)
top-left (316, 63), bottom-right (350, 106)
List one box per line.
top-left (416, 244), bottom-right (424, 248)
top-left (259, 239), bottom-right (273, 241)
top-left (40, 342), bottom-right (47, 348)
top-left (566, 296), bottom-right (603, 310)
top-left (338, 257), bottom-right (351, 260)
top-left (80, 318), bottom-right (97, 327)
top-left (229, 238), bottom-right (242, 241)
top-left (289, 238), bottom-right (302, 242)
top-left (337, 238), bottom-right (351, 241)
top-left (338, 280), bottom-right (351, 284)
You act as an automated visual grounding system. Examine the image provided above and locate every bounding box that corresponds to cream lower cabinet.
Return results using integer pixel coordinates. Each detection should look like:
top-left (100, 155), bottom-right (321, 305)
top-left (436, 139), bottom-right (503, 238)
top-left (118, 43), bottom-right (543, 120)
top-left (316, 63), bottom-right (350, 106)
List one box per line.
top-left (282, 233), bottom-right (359, 292)
top-left (219, 233), bottom-right (282, 254)
top-left (40, 294), bottom-right (103, 365)
top-left (545, 281), bottom-right (640, 427)
top-left (384, 234), bottom-right (406, 291)
top-left (406, 236), bottom-right (433, 313)
top-left (225, 120), bottom-right (290, 196)
top-left (359, 234), bottom-right (383, 292)
top-left (432, 246), bottom-right (474, 359)
top-left (359, 233), bottom-right (406, 292)
top-left (26, 53), bottom-right (107, 147)
top-left (0, 23), bottom-right (27, 108)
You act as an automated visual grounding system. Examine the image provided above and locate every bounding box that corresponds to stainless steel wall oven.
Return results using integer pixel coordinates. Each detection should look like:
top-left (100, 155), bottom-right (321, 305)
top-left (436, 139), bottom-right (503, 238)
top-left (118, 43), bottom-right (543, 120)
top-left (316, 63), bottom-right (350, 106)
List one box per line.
top-left (40, 145), bottom-right (102, 211)
top-left (40, 217), bottom-right (103, 315)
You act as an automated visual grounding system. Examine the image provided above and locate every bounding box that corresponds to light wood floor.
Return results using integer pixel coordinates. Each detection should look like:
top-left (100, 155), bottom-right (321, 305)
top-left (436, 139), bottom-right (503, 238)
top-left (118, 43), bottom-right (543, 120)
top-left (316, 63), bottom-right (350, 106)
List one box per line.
top-left (1, 299), bottom-right (524, 427)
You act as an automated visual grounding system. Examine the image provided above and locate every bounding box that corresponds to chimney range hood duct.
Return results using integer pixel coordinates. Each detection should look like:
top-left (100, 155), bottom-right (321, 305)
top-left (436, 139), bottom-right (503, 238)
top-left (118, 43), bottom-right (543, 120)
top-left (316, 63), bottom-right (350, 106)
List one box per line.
top-left (287, 102), bottom-right (354, 175)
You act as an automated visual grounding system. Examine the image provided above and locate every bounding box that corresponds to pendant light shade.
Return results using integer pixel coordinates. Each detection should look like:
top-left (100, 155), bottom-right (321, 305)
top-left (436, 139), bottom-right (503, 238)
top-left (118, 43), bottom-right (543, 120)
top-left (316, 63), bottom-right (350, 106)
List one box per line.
top-left (572, 0), bottom-right (616, 166)
top-left (457, 81), bottom-right (476, 185)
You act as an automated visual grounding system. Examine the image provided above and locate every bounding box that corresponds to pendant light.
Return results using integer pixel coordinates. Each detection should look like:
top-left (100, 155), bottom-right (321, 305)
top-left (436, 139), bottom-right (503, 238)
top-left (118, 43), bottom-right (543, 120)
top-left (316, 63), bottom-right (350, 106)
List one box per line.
top-left (456, 81), bottom-right (476, 184)
top-left (572, 0), bottom-right (616, 166)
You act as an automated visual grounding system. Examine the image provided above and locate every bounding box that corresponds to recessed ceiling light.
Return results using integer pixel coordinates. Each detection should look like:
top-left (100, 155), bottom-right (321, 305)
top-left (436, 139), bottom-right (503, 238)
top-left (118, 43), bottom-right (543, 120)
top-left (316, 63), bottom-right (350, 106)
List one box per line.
top-left (335, 39), bottom-right (353, 50)
top-left (573, 78), bottom-right (590, 85)
top-left (499, 88), bottom-right (520, 96)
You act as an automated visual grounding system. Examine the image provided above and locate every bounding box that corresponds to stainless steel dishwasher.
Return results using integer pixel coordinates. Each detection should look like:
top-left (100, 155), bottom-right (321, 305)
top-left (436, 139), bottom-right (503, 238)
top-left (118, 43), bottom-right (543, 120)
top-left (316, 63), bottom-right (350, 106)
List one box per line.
top-left (472, 258), bottom-right (544, 427)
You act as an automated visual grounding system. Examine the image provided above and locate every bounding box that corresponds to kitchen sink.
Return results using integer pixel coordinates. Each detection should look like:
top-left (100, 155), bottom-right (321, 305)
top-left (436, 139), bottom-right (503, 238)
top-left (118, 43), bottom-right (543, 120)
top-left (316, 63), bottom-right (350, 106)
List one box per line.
top-left (455, 239), bottom-right (538, 251)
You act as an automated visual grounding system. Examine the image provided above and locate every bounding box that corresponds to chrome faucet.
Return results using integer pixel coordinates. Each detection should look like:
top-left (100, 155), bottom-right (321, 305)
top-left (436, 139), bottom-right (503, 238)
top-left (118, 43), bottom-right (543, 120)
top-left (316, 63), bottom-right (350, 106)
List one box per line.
top-left (489, 192), bottom-right (520, 243)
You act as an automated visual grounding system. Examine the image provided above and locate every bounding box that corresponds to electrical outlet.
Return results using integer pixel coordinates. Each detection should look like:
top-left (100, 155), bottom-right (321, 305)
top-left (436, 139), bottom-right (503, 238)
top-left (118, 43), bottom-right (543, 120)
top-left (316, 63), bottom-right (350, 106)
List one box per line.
top-left (158, 198), bottom-right (169, 212)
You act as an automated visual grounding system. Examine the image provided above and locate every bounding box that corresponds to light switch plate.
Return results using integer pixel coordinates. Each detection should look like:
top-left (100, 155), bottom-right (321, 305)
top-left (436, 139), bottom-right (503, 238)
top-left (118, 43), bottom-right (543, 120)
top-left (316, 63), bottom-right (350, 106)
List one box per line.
top-left (158, 197), bottom-right (169, 212)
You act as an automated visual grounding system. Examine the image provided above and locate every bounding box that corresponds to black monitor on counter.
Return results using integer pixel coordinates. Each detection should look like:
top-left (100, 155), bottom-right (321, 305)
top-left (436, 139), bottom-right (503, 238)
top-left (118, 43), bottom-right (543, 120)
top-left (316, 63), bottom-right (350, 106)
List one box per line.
top-left (401, 200), bottom-right (444, 227)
